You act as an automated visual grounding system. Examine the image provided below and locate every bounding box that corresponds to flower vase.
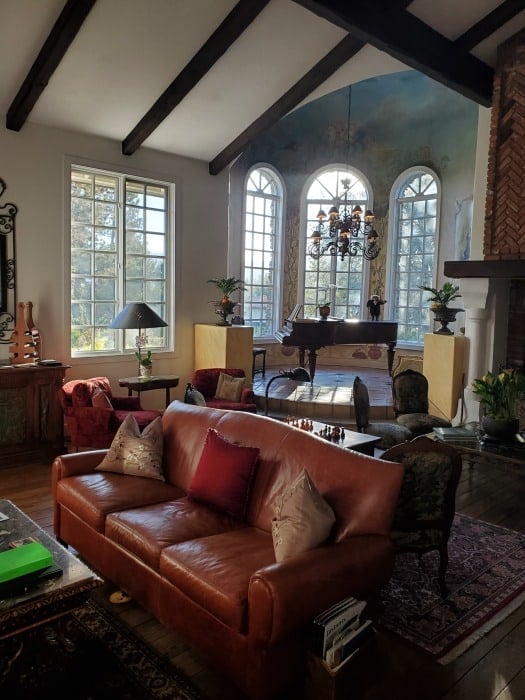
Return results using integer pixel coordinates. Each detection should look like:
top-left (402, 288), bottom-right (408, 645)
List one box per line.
top-left (319, 305), bottom-right (330, 320)
top-left (140, 364), bottom-right (153, 379)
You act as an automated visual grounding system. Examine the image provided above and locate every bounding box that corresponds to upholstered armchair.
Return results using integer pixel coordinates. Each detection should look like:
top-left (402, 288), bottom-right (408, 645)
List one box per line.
top-left (58, 376), bottom-right (162, 450)
top-left (392, 369), bottom-right (452, 437)
top-left (190, 368), bottom-right (257, 412)
top-left (381, 436), bottom-right (463, 596)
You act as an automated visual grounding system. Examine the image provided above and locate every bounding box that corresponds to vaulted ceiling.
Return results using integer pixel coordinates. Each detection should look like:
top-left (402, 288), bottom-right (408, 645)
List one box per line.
top-left (1, 0), bottom-right (524, 174)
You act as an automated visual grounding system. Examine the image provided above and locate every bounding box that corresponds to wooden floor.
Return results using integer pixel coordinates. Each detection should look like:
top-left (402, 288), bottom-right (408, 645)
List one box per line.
top-left (2, 444), bottom-right (525, 698)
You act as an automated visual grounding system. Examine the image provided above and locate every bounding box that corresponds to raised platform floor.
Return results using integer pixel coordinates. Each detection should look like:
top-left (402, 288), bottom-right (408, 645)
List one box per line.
top-left (252, 365), bottom-right (395, 424)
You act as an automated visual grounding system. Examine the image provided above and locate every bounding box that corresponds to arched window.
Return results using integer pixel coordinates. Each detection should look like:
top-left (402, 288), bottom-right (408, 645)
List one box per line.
top-left (302, 167), bottom-right (372, 319)
top-left (242, 166), bottom-right (283, 338)
top-left (388, 168), bottom-right (440, 345)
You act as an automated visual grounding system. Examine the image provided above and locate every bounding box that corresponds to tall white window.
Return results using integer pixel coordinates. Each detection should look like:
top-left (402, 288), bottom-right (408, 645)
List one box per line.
top-left (242, 167), bottom-right (283, 338)
top-left (303, 167), bottom-right (370, 318)
top-left (70, 165), bottom-right (172, 356)
top-left (389, 168), bottom-right (440, 344)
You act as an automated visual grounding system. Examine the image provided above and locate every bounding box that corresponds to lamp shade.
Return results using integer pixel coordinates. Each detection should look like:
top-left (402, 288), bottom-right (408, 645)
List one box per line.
top-left (109, 302), bottom-right (167, 330)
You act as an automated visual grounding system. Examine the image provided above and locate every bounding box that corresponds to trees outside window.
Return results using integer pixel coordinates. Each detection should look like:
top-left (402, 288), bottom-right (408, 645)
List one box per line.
top-left (70, 165), bottom-right (172, 356)
top-left (388, 168), bottom-right (440, 345)
top-left (242, 167), bottom-right (283, 338)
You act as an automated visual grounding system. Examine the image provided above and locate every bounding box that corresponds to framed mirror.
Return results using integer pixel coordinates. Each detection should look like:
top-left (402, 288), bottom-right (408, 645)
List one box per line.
top-left (0, 178), bottom-right (17, 342)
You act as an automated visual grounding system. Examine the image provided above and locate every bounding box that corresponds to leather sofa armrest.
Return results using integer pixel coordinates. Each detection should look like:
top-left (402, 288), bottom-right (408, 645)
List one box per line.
top-left (52, 450), bottom-right (109, 480)
top-left (247, 534), bottom-right (394, 647)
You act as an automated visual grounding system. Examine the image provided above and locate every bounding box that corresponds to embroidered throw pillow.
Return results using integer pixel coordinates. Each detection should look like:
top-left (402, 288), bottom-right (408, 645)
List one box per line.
top-left (95, 414), bottom-right (165, 481)
top-left (188, 428), bottom-right (259, 518)
top-left (272, 469), bottom-right (335, 562)
top-left (214, 372), bottom-right (245, 402)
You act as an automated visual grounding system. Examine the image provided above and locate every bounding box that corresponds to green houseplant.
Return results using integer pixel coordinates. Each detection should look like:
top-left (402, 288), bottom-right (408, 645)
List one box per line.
top-left (419, 282), bottom-right (463, 335)
top-left (472, 368), bottom-right (525, 440)
top-left (207, 277), bottom-right (245, 325)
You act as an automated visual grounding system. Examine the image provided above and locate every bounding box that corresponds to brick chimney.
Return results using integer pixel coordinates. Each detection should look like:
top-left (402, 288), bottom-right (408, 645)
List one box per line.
top-left (484, 28), bottom-right (525, 261)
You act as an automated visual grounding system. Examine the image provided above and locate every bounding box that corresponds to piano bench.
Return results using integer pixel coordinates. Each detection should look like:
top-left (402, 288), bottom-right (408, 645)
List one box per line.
top-left (252, 347), bottom-right (267, 379)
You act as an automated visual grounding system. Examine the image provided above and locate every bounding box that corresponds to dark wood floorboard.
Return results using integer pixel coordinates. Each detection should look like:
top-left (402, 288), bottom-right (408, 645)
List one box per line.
top-left (1, 448), bottom-right (524, 699)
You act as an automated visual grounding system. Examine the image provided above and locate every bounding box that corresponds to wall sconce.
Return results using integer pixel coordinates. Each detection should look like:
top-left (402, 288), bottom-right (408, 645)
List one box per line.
top-left (264, 367), bottom-right (311, 416)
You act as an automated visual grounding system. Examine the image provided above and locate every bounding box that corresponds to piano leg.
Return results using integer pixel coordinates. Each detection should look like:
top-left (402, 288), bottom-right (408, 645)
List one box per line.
top-left (387, 342), bottom-right (396, 375)
top-left (298, 347), bottom-right (316, 381)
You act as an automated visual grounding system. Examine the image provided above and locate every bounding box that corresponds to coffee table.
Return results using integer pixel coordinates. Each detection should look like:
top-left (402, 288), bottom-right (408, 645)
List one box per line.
top-left (285, 418), bottom-right (381, 456)
top-left (0, 499), bottom-right (102, 641)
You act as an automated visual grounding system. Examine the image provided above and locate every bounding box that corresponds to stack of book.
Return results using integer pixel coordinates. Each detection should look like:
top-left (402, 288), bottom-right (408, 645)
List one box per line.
top-left (433, 426), bottom-right (480, 448)
top-left (310, 597), bottom-right (374, 670)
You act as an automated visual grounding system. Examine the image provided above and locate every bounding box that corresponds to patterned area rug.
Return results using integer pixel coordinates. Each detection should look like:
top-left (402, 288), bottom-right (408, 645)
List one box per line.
top-left (378, 513), bottom-right (525, 662)
top-left (0, 598), bottom-right (201, 698)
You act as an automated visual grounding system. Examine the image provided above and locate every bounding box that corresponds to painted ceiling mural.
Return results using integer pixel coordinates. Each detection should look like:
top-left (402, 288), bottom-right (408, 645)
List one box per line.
top-left (232, 70), bottom-right (479, 318)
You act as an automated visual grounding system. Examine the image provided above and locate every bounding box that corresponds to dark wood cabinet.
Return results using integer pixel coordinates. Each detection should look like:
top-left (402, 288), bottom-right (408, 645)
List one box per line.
top-left (0, 364), bottom-right (69, 467)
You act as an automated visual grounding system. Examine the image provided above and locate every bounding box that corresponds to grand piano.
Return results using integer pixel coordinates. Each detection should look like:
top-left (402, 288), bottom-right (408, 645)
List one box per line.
top-left (275, 317), bottom-right (398, 380)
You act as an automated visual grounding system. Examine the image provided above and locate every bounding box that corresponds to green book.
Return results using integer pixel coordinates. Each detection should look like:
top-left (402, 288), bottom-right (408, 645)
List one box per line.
top-left (0, 541), bottom-right (53, 583)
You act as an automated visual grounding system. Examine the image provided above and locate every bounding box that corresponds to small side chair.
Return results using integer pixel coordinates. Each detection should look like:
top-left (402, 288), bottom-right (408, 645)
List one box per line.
top-left (392, 369), bottom-right (452, 437)
top-left (353, 376), bottom-right (412, 449)
top-left (382, 435), bottom-right (463, 596)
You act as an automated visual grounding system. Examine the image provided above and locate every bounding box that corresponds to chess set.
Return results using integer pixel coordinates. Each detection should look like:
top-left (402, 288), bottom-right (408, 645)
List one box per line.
top-left (283, 416), bottom-right (347, 443)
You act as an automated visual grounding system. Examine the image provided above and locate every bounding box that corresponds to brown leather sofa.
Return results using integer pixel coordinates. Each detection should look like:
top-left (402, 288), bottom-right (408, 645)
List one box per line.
top-left (52, 401), bottom-right (404, 699)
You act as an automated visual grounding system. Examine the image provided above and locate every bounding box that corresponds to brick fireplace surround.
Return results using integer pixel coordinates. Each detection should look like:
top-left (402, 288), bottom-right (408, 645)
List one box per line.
top-left (444, 27), bottom-right (525, 422)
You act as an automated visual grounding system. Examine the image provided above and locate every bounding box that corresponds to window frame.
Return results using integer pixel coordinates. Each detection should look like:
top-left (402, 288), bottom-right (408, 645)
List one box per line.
top-left (386, 166), bottom-right (441, 347)
top-left (299, 164), bottom-right (373, 319)
top-left (67, 159), bottom-right (175, 360)
top-left (241, 164), bottom-right (284, 340)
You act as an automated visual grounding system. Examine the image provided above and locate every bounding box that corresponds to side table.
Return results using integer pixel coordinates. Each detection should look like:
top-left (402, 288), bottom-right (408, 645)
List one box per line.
top-left (118, 375), bottom-right (179, 408)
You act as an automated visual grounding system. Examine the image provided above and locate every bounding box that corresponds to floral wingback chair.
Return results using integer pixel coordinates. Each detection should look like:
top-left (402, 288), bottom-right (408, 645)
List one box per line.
top-left (58, 376), bottom-right (162, 450)
top-left (353, 376), bottom-right (411, 449)
top-left (392, 369), bottom-right (452, 437)
top-left (382, 436), bottom-right (462, 596)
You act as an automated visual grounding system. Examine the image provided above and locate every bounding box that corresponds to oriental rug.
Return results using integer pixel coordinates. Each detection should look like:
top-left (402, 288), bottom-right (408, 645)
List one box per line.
top-left (378, 513), bottom-right (525, 663)
top-left (0, 597), bottom-right (201, 699)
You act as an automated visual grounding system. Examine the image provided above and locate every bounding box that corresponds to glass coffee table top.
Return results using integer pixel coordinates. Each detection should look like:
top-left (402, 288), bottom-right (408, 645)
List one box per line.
top-left (0, 499), bottom-right (102, 639)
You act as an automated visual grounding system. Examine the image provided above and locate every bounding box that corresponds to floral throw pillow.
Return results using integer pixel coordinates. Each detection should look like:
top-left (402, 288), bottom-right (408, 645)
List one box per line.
top-left (95, 414), bottom-right (165, 481)
top-left (272, 469), bottom-right (335, 562)
top-left (214, 372), bottom-right (245, 402)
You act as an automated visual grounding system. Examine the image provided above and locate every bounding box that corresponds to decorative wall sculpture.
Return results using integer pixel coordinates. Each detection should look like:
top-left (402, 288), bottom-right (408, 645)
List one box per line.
top-left (0, 178), bottom-right (17, 343)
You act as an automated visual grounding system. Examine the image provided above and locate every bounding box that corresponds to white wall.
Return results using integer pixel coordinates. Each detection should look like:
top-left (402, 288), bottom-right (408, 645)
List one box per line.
top-left (1, 120), bottom-right (230, 409)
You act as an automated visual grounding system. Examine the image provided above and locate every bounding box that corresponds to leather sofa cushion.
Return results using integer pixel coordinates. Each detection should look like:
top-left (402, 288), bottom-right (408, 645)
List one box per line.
top-left (56, 473), bottom-right (183, 532)
top-left (160, 528), bottom-right (275, 632)
top-left (105, 498), bottom-right (245, 569)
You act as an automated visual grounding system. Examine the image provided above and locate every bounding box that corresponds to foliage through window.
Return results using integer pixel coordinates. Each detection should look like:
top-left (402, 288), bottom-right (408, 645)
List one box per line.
top-left (303, 168), bottom-right (369, 319)
top-left (242, 167), bottom-right (282, 338)
top-left (389, 169), bottom-right (439, 344)
top-left (70, 165), bottom-right (171, 356)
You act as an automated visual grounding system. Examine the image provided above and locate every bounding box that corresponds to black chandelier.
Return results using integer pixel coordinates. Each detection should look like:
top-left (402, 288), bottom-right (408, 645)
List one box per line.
top-left (307, 177), bottom-right (380, 262)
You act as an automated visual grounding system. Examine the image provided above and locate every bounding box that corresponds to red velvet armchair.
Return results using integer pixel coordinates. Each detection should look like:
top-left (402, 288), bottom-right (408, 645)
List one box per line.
top-left (190, 368), bottom-right (257, 412)
top-left (58, 376), bottom-right (162, 450)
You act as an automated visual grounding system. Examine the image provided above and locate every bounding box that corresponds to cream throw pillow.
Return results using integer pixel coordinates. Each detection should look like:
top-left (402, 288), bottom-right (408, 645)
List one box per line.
top-left (95, 414), bottom-right (165, 481)
top-left (214, 372), bottom-right (245, 402)
top-left (272, 469), bottom-right (335, 562)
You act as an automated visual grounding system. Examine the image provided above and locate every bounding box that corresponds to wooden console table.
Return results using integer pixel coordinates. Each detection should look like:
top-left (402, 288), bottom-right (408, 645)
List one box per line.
top-left (118, 375), bottom-right (179, 408)
top-left (0, 363), bottom-right (69, 467)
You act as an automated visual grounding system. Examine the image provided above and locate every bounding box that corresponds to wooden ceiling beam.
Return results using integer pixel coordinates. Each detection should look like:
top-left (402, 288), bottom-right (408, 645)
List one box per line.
top-left (122, 0), bottom-right (270, 156)
top-left (454, 0), bottom-right (525, 52)
top-left (6, 0), bottom-right (96, 132)
top-left (291, 0), bottom-right (494, 106)
top-left (209, 35), bottom-right (364, 175)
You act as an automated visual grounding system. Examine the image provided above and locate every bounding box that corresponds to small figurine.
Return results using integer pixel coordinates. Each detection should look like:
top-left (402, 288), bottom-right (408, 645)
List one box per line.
top-left (366, 295), bottom-right (387, 321)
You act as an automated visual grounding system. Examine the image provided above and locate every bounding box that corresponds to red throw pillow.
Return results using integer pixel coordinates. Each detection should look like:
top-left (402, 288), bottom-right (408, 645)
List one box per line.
top-left (188, 428), bottom-right (259, 519)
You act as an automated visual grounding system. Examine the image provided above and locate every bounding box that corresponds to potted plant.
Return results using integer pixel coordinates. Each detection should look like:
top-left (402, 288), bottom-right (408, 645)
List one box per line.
top-left (207, 277), bottom-right (245, 325)
top-left (135, 348), bottom-right (153, 378)
top-left (472, 368), bottom-right (525, 441)
top-left (419, 282), bottom-right (463, 334)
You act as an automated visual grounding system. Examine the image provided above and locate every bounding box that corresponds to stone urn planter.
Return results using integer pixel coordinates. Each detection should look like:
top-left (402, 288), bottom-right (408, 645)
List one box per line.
top-left (431, 307), bottom-right (463, 335)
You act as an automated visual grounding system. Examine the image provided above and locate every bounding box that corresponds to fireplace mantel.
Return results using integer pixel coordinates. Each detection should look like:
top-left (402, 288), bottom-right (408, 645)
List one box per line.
top-left (444, 260), bottom-right (525, 279)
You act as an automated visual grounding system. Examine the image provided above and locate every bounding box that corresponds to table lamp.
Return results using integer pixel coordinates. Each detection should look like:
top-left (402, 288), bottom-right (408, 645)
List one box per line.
top-left (109, 302), bottom-right (167, 374)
